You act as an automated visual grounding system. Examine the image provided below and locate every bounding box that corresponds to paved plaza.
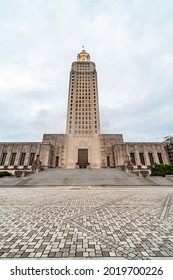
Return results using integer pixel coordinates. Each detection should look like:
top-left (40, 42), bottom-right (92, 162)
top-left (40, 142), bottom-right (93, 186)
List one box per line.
top-left (0, 185), bottom-right (173, 259)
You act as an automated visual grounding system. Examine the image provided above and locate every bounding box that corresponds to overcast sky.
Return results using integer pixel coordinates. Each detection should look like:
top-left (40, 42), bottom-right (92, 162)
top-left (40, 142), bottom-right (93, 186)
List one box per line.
top-left (0, 0), bottom-right (173, 142)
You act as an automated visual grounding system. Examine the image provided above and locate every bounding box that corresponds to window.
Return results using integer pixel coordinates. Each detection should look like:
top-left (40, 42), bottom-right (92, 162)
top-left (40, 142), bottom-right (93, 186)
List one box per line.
top-left (29, 153), bottom-right (35, 166)
top-left (19, 153), bottom-right (26, 166)
top-left (10, 153), bottom-right (16, 166)
top-left (148, 153), bottom-right (154, 165)
top-left (157, 153), bottom-right (163, 164)
top-left (130, 153), bottom-right (136, 165)
top-left (0, 153), bottom-right (7, 166)
top-left (139, 153), bottom-right (145, 165)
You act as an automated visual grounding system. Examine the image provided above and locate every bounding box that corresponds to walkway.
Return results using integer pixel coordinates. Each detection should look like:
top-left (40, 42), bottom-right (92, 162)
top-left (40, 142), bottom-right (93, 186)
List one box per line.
top-left (0, 185), bottom-right (173, 259)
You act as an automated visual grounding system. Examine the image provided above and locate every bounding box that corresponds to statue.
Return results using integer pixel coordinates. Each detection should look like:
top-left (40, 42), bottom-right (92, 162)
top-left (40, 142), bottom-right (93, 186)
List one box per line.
top-left (124, 155), bottom-right (134, 172)
top-left (32, 155), bottom-right (42, 173)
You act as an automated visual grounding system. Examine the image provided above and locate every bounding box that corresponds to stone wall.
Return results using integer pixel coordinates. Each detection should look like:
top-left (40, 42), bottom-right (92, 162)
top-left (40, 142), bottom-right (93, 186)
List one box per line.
top-left (0, 136), bottom-right (170, 171)
top-left (42, 134), bottom-right (67, 168)
top-left (66, 134), bottom-right (101, 168)
top-left (114, 142), bottom-right (170, 168)
top-left (0, 142), bottom-right (51, 170)
top-left (99, 134), bottom-right (124, 168)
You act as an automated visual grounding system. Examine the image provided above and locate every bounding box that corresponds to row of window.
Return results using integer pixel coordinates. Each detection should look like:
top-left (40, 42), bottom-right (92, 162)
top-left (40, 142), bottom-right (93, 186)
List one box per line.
top-left (73, 81), bottom-right (95, 84)
top-left (72, 99), bottom-right (97, 103)
top-left (72, 79), bottom-right (96, 83)
top-left (68, 129), bottom-right (98, 134)
top-left (130, 152), bottom-right (163, 165)
top-left (71, 94), bottom-right (96, 98)
top-left (72, 88), bottom-right (96, 93)
top-left (75, 78), bottom-right (95, 82)
top-left (71, 112), bottom-right (91, 116)
top-left (69, 117), bottom-right (98, 127)
top-left (74, 90), bottom-right (96, 94)
top-left (76, 64), bottom-right (91, 67)
top-left (74, 71), bottom-right (94, 74)
top-left (74, 85), bottom-right (96, 89)
top-left (76, 62), bottom-right (91, 65)
top-left (71, 92), bottom-right (96, 96)
top-left (72, 73), bottom-right (95, 76)
top-left (75, 125), bottom-right (93, 129)
top-left (73, 118), bottom-right (92, 123)
top-left (70, 110), bottom-right (97, 115)
top-left (71, 72), bottom-right (95, 75)
top-left (74, 120), bottom-right (97, 124)
top-left (74, 130), bottom-right (98, 134)
top-left (70, 108), bottom-right (97, 113)
top-left (0, 153), bottom-right (35, 166)
top-left (71, 105), bottom-right (97, 111)
top-left (71, 94), bottom-right (97, 99)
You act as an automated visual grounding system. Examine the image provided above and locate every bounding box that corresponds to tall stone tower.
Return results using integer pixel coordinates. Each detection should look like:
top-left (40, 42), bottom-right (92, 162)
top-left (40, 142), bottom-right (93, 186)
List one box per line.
top-left (65, 50), bottom-right (101, 168)
top-left (66, 49), bottom-right (100, 135)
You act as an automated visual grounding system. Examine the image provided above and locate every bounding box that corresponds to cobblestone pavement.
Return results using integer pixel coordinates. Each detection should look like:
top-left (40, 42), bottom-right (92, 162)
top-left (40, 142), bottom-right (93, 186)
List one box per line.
top-left (0, 186), bottom-right (173, 259)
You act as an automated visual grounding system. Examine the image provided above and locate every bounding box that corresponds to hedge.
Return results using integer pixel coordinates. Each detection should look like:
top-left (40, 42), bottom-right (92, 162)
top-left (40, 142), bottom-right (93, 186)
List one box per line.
top-left (0, 171), bottom-right (12, 177)
top-left (151, 163), bottom-right (173, 177)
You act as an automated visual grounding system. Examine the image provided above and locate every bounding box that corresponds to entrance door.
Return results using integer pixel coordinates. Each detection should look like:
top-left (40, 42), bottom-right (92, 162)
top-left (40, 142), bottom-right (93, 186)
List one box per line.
top-left (55, 156), bottom-right (59, 167)
top-left (107, 156), bottom-right (110, 168)
top-left (78, 149), bottom-right (88, 168)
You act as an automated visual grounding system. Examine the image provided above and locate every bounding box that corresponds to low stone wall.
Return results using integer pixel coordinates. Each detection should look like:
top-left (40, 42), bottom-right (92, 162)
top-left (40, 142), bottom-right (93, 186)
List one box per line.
top-left (133, 170), bottom-right (150, 177)
top-left (14, 170), bottom-right (32, 178)
top-left (166, 175), bottom-right (173, 181)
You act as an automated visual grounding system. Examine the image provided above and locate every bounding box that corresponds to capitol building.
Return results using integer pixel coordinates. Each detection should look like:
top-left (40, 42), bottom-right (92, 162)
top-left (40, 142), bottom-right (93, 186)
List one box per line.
top-left (0, 50), bottom-right (170, 171)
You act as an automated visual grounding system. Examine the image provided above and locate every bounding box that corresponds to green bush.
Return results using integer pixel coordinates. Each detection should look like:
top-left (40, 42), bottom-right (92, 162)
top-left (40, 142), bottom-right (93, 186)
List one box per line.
top-left (0, 171), bottom-right (12, 177)
top-left (151, 163), bottom-right (173, 177)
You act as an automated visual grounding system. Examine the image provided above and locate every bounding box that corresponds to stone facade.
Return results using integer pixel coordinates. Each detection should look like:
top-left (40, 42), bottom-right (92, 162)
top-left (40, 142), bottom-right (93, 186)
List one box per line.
top-left (0, 137), bottom-right (169, 171)
top-left (0, 50), bottom-right (170, 172)
top-left (0, 142), bottom-right (51, 171)
top-left (113, 142), bottom-right (169, 168)
top-left (164, 136), bottom-right (173, 164)
top-left (42, 134), bottom-right (67, 168)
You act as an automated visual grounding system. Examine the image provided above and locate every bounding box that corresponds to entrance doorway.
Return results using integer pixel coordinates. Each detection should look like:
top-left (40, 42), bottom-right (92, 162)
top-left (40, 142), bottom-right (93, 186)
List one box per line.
top-left (107, 156), bottom-right (110, 168)
top-left (55, 156), bottom-right (59, 167)
top-left (78, 149), bottom-right (88, 168)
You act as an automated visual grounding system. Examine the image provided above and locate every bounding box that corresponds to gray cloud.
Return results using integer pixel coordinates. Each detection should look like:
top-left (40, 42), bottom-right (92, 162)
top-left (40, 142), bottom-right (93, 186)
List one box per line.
top-left (0, 0), bottom-right (173, 142)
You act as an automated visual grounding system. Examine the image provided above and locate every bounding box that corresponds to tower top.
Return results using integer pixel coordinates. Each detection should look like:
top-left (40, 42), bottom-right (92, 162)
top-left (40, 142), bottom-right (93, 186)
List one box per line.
top-left (77, 49), bottom-right (90, 61)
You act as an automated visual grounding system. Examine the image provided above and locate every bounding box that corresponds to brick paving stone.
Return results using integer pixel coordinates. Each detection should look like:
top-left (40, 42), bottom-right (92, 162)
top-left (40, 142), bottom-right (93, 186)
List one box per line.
top-left (83, 252), bottom-right (89, 257)
top-left (21, 252), bottom-right (30, 258)
top-left (109, 252), bottom-right (116, 257)
top-left (48, 252), bottom-right (55, 258)
top-left (0, 187), bottom-right (173, 259)
top-left (76, 252), bottom-right (83, 257)
top-left (35, 253), bottom-right (42, 258)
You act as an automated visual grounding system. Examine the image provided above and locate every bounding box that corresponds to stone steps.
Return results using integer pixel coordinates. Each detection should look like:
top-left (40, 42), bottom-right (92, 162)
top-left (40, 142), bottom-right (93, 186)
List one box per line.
top-left (0, 168), bottom-right (172, 186)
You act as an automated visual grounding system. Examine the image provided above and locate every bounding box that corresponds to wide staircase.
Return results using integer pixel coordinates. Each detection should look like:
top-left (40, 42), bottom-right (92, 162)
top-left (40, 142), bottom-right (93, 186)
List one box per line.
top-left (1, 168), bottom-right (173, 186)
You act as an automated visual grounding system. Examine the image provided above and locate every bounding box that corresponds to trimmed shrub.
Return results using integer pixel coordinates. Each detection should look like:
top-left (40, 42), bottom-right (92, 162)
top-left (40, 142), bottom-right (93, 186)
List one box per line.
top-left (151, 163), bottom-right (173, 177)
top-left (0, 171), bottom-right (12, 177)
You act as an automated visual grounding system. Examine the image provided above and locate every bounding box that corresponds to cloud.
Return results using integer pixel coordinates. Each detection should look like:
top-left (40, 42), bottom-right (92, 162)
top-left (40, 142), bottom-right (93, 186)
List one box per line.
top-left (0, 0), bottom-right (173, 142)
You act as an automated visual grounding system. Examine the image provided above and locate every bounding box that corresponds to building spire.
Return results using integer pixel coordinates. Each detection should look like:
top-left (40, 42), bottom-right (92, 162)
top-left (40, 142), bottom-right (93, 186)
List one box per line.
top-left (77, 48), bottom-right (90, 61)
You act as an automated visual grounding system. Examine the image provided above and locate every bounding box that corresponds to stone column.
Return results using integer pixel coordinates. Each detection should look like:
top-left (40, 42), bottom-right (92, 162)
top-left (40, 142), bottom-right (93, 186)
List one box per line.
top-left (134, 144), bottom-right (140, 166)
